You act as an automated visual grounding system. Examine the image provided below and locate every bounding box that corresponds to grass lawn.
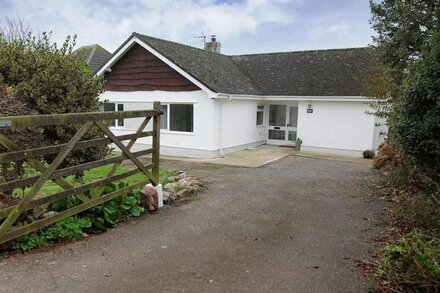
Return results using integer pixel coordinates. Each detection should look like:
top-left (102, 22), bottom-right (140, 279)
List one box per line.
top-left (14, 164), bottom-right (175, 198)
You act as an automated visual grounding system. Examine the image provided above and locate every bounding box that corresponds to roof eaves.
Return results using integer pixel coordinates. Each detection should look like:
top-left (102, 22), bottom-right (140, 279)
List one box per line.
top-left (132, 33), bottom-right (219, 94)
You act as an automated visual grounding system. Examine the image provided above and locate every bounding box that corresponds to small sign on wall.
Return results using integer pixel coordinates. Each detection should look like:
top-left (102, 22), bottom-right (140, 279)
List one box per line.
top-left (307, 108), bottom-right (313, 114)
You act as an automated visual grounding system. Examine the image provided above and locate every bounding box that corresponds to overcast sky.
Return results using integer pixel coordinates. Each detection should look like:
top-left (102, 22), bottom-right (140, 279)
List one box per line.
top-left (0, 0), bottom-right (375, 55)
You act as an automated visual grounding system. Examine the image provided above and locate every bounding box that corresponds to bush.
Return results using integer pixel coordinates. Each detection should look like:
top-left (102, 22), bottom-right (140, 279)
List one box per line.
top-left (363, 149), bottom-right (375, 159)
top-left (0, 32), bottom-right (109, 171)
top-left (50, 182), bottom-right (145, 234)
top-left (379, 230), bottom-right (440, 291)
top-left (394, 32), bottom-right (440, 184)
top-left (0, 75), bottom-right (46, 184)
top-left (12, 182), bottom-right (145, 251)
top-left (12, 216), bottom-right (91, 251)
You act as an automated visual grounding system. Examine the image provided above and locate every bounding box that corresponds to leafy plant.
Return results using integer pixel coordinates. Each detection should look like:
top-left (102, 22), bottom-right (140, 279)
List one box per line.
top-left (362, 149), bottom-right (375, 159)
top-left (295, 138), bottom-right (303, 151)
top-left (85, 182), bottom-right (144, 232)
top-left (12, 181), bottom-right (146, 250)
top-left (12, 216), bottom-right (91, 251)
top-left (379, 231), bottom-right (440, 291)
top-left (9, 166), bottom-right (176, 251)
top-left (393, 31), bottom-right (440, 186)
top-left (159, 168), bottom-right (177, 186)
top-left (0, 28), bottom-right (109, 173)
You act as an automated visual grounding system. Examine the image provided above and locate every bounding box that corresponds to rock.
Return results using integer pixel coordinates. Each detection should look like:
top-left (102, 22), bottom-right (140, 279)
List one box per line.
top-left (175, 172), bottom-right (187, 180)
top-left (190, 180), bottom-right (203, 188)
top-left (167, 176), bottom-right (178, 183)
top-left (188, 185), bottom-right (202, 193)
top-left (32, 194), bottom-right (49, 219)
top-left (162, 191), bottom-right (177, 205)
top-left (140, 186), bottom-right (158, 212)
top-left (176, 188), bottom-right (192, 198)
top-left (177, 178), bottom-right (191, 186)
top-left (33, 204), bottom-right (49, 219)
top-left (164, 182), bottom-right (178, 192)
top-left (41, 211), bottom-right (59, 218)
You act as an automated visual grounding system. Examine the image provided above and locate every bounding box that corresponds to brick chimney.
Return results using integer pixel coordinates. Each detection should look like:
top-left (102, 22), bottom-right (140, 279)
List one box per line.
top-left (204, 35), bottom-right (221, 53)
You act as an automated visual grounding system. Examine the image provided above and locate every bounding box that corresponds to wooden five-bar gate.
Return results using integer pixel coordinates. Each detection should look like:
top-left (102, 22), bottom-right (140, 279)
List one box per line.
top-left (0, 101), bottom-right (162, 244)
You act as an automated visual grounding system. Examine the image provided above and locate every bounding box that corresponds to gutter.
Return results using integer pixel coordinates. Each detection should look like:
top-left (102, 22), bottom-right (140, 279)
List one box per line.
top-left (212, 93), bottom-right (371, 102)
top-left (218, 94), bottom-right (232, 157)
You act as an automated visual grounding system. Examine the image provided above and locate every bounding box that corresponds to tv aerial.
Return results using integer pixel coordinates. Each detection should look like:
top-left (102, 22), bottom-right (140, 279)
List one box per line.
top-left (193, 32), bottom-right (206, 47)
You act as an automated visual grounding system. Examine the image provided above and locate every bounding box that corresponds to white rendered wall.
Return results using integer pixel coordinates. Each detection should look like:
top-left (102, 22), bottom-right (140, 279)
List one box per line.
top-left (99, 90), bottom-right (217, 157)
top-left (297, 101), bottom-right (376, 156)
top-left (213, 99), bottom-right (266, 152)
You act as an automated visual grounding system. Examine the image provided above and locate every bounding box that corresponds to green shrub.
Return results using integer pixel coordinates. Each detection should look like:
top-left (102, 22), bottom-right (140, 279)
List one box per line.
top-left (394, 31), bottom-right (440, 185)
top-left (379, 230), bottom-right (440, 291)
top-left (51, 182), bottom-right (145, 234)
top-left (12, 182), bottom-right (145, 251)
top-left (12, 216), bottom-right (91, 251)
top-left (82, 188), bottom-right (144, 233)
top-left (159, 168), bottom-right (177, 186)
top-left (363, 149), bottom-right (375, 159)
top-left (0, 31), bottom-right (109, 172)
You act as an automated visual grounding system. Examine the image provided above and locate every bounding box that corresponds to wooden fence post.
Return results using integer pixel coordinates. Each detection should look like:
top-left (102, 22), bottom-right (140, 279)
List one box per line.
top-left (152, 101), bottom-right (161, 186)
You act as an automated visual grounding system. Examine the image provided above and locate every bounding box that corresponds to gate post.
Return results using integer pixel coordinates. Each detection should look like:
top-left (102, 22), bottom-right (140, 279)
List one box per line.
top-left (152, 101), bottom-right (161, 186)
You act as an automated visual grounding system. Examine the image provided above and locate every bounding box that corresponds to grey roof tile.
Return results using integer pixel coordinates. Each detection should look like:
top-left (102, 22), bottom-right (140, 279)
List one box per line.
top-left (74, 44), bottom-right (112, 74)
top-left (102, 33), bottom-right (372, 96)
top-left (230, 48), bottom-right (371, 96)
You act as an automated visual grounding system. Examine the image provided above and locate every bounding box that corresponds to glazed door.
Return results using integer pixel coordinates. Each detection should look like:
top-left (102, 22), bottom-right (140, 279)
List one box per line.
top-left (267, 105), bottom-right (298, 145)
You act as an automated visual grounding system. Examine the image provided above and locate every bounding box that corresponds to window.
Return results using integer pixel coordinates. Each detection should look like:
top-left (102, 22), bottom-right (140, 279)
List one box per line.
top-left (117, 104), bottom-right (124, 126)
top-left (269, 105), bottom-right (286, 126)
top-left (160, 105), bottom-right (168, 130)
top-left (256, 105), bottom-right (264, 126)
top-left (102, 102), bottom-right (124, 127)
top-left (160, 104), bottom-right (194, 132)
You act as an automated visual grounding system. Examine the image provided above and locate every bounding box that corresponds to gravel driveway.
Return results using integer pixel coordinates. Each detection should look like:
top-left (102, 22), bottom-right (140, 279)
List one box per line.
top-left (0, 156), bottom-right (387, 293)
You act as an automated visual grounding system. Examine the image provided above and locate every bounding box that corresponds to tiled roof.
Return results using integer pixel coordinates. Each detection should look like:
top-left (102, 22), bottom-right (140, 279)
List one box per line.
top-left (104, 33), bottom-right (372, 96)
top-left (74, 44), bottom-right (112, 74)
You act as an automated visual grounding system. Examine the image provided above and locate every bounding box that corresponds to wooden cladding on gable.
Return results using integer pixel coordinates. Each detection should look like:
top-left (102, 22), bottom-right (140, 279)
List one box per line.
top-left (104, 44), bottom-right (200, 92)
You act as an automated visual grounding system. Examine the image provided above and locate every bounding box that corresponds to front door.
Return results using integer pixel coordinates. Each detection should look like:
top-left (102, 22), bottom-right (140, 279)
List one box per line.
top-left (267, 104), bottom-right (298, 145)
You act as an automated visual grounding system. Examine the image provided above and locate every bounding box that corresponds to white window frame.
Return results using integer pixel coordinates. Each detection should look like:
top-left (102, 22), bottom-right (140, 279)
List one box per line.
top-left (160, 103), bottom-right (194, 134)
top-left (102, 102), bottom-right (125, 128)
top-left (256, 105), bottom-right (265, 127)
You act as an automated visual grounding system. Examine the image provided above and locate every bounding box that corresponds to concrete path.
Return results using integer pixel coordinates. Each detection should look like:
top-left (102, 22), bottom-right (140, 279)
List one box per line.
top-left (0, 156), bottom-right (387, 293)
top-left (161, 145), bottom-right (294, 168)
top-left (161, 145), bottom-right (372, 168)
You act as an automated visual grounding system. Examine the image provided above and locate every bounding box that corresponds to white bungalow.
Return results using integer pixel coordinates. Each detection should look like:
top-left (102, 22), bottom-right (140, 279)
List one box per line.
top-left (96, 33), bottom-right (386, 158)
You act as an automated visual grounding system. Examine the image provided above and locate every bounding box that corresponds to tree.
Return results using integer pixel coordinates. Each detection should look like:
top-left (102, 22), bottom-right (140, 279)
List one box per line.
top-left (370, 0), bottom-right (440, 85)
top-left (369, 1), bottom-right (440, 185)
top-left (0, 74), bottom-right (47, 183)
top-left (394, 32), bottom-right (440, 184)
top-left (0, 18), bottom-right (30, 42)
top-left (368, 0), bottom-right (440, 120)
top-left (0, 26), bottom-right (109, 170)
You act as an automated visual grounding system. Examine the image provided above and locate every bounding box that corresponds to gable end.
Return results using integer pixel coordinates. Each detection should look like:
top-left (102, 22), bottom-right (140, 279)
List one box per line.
top-left (104, 44), bottom-right (200, 92)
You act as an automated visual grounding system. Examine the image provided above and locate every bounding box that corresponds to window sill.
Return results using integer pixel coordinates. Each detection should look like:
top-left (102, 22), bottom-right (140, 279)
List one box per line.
top-left (256, 125), bottom-right (265, 128)
top-left (161, 130), bottom-right (195, 136)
